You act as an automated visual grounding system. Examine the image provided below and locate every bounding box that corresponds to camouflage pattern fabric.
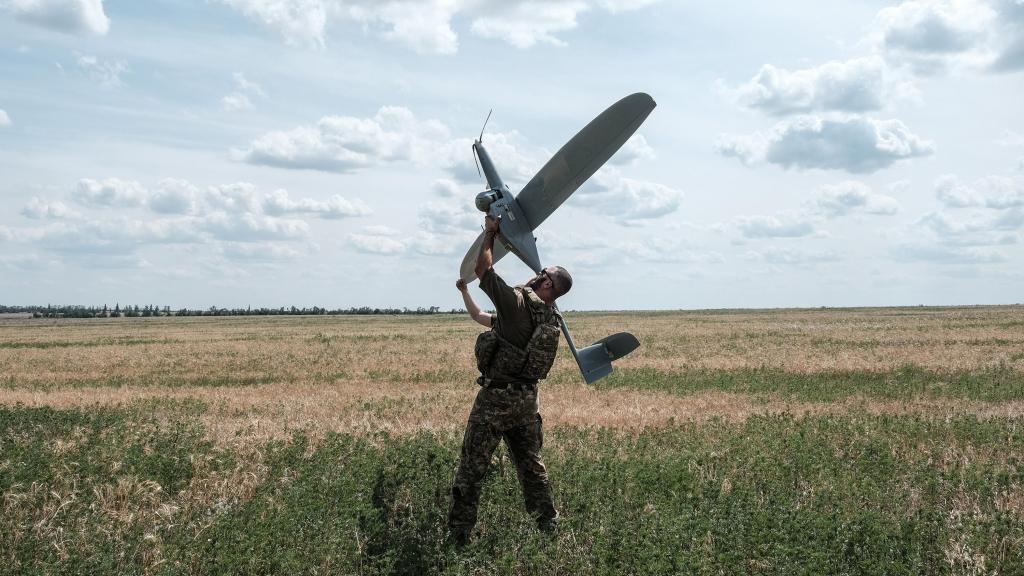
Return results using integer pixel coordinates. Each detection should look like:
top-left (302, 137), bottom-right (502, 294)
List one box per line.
top-left (448, 385), bottom-right (558, 539)
top-left (520, 321), bottom-right (560, 380)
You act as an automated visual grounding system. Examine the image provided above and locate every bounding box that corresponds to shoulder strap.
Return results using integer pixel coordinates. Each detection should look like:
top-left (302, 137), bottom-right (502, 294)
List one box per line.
top-left (520, 287), bottom-right (554, 328)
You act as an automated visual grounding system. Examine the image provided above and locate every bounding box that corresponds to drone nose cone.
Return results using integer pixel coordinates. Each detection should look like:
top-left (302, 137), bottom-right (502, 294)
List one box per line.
top-left (475, 190), bottom-right (498, 213)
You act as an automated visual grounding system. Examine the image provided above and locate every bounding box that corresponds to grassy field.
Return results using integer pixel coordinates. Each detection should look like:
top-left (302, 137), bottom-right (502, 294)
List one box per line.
top-left (1, 306), bottom-right (1022, 574)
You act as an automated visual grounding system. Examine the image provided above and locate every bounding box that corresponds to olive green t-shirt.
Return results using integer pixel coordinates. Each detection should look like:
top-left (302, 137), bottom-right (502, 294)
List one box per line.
top-left (479, 267), bottom-right (533, 350)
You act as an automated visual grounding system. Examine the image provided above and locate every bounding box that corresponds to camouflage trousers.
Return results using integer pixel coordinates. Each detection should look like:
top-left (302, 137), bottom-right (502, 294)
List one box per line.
top-left (448, 383), bottom-right (558, 537)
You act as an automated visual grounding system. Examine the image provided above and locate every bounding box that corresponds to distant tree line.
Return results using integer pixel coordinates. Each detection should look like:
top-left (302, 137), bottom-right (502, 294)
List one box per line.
top-left (0, 304), bottom-right (464, 318)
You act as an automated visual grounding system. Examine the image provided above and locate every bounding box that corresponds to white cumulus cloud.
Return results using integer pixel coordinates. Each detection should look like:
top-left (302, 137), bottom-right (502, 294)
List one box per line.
top-left (578, 166), bottom-right (683, 223)
top-left (201, 212), bottom-right (309, 242)
top-left (21, 197), bottom-right (78, 220)
top-left (728, 57), bottom-right (896, 116)
top-left (935, 174), bottom-right (1024, 209)
top-left (348, 228), bottom-right (407, 254)
top-left (813, 181), bottom-right (900, 217)
top-left (72, 178), bottom-right (147, 207)
top-left (217, 0), bottom-right (659, 52)
top-left (0, 109), bottom-right (10, 126)
top-left (418, 200), bottom-right (480, 234)
top-left (735, 212), bottom-right (818, 238)
top-left (872, 0), bottom-right (1000, 74)
top-left (239, 106), bottom-right (449, 173)
top-left (609, 134), bottom-right (656, 165)
top-left (717, 116), bottom-right (934, 173)
top-left (218, 0), bottom-right (329, 47)
top-left (263, 189), bottom-right (372, 218)
top-left (470, 1), bottom-right (588, 48)
top-left (206, 182), bottom-right (262, 213)
top-left (149, 179), bottom-right (200, 215)
top-left (1, 0), bottom-right (110, 36)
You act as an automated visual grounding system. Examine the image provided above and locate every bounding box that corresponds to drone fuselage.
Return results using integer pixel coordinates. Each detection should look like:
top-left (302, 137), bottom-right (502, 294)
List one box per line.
top-left (472, 141), bottom-right (542, 274)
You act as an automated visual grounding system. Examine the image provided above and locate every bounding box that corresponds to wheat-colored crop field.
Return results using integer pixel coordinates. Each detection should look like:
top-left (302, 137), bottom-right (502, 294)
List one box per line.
top-left (2, 306), bottom-right (1023, 574)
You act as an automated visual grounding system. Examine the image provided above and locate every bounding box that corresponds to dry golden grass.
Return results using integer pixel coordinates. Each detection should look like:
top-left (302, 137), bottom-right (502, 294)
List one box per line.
top-left (2, 306), bottom-right (1022, 444)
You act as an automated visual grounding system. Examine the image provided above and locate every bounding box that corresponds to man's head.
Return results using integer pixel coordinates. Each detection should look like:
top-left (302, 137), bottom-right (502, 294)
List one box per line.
top-left (527, 266), bottom-right (572, 305)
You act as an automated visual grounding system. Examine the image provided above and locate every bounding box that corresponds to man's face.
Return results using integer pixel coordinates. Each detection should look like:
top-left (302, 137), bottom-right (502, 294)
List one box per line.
top-left (526, 267), bottom-right (558, 296)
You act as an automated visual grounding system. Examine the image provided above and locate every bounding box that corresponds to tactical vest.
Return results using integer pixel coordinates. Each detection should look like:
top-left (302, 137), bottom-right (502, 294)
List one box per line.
top-left (474, 287), bottom-right (561, 381)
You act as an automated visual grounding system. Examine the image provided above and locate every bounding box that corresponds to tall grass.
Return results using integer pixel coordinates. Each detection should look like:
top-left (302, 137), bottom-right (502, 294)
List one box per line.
top-left (3, 405), bottom-right (1021, 575)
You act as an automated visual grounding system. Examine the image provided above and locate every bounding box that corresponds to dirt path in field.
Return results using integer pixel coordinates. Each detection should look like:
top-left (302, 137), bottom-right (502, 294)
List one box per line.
top-left (4, 381), bottom-right (1023, 445)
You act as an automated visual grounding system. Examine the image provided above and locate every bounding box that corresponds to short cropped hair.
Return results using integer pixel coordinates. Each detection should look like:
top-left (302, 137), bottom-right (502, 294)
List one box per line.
top-left (550, 266), bottom-right (573, 298)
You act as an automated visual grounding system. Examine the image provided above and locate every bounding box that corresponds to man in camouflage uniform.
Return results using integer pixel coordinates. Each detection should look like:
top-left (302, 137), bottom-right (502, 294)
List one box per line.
top-left (449, 214), bottom-right (573, 546)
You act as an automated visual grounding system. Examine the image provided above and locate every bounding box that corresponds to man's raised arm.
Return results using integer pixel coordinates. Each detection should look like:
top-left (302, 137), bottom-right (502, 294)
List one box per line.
top-left (474, 215), bottom-right (500, 279)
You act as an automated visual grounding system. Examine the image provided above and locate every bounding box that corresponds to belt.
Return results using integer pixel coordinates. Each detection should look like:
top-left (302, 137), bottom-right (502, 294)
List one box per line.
top-left (478, 377), bottom-right (537, 392)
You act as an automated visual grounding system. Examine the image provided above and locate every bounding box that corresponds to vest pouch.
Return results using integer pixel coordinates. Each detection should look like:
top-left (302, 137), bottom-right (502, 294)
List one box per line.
top-left (474, 330), bottom-right (498, 374)
top-left (491, 338), bottom-right (528, 376)
top-left (522, 322), bottom-right (561, 380)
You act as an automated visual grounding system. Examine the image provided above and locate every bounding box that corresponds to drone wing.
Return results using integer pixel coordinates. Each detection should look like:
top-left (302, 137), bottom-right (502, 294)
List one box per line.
top-left (516, 92), bottom-right (657, 230)
top-left (459, 230), bottom-right (510, 283)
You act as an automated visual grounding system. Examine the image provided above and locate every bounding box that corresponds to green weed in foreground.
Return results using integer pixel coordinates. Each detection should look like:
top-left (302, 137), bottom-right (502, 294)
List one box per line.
top-left (592, 364), bottom-right (1024, 402)
top-left (2, 405), bottom-right (1022, 575)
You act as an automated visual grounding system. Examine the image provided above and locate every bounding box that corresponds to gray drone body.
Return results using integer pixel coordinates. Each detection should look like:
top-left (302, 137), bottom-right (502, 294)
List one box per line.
top-left (461, 93), bottom-right (656, 384)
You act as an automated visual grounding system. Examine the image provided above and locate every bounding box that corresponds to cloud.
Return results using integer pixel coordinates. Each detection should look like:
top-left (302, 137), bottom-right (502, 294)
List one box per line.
top-left (408, 231), bottom-right (462, 256)
top-left (609, 134), bottom-right (656, 165)
top-left (14, 178), bottom-right (372, 257)
top-left (263, 189), bottom-right (372, 218)
top-left (744, 246), bottom-right (842, 265)
top-left (346, 201), bottom-right (477, 256)
top-left (891, 242), bottom-right (1007, 263)
top-left (350, 1), bottom-right (459, 54)
top-left (728, 57), bottom-right (895, 116)
top-left (222, 72), bottom-right (266, 112)
top-left (75, 53), bottom-right (127, 87)
top-left (619, 238), bottom-right (725, 264)
top-left (1, 0), bottom-right (110, 36)
top-left (714, 132), bottom-right (768, 166)
top-left (813, 180), bottom-right (900, 217)
top-left (218, 0), bottom-right (329, 47)
top-left (432, 178), bottom-right (461, 198)
top-left (21, 197), bottom-right (78, 220)
top-left (222, 93), bottom-right (253, 112)
top-left (217, 0), bottom-right (458, 51)
top-left (205, 182), bottom-right (262, 213)
top-left (906, 207), bottom-right (1022, 250)
top-left (149, 179), bottom-right (200, 215)
top-left (872, 0), bottom-right (1008, 75)
top-left (0, 254), bottom-right (59, 271)
top-left (995, 129), bottom-right (1024, 147)
top-left (17, 218), bottom-right (204, 254)
top-left (72, 178), bottom-right (147, 207)
top-left (348, 230), bottom-right (407, 254)
top-left (201, 212), bottom-right (309, 242)
top-left (219, 241), bottom-right (304, 262)
top-left (238, 106), bottom-right (449, 173)
top-left (576, 166), bottom-right (683, 222)
top-left (717, 116), bottom-right (934, 173)
top-left (935, 174), bottom-right (1024, 209)
top-left (217, 0), bottom-right (659, 52)
top-left (735, 212), bottom-right (817, 238)
top-left (0, 109), bottom-right (10, 127)
top-left (470, 1), bottom-right (588, 48)
top-left (418, 200), bottom-right (480, 234)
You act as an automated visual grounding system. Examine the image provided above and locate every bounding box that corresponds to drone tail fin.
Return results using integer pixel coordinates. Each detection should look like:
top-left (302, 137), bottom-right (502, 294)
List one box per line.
top-left (574, 332), bottom-right (640, 384)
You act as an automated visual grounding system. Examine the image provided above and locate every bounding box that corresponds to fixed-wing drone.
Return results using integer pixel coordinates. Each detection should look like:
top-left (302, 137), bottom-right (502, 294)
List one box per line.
top-left (459, 93), bottom-right (656, 384)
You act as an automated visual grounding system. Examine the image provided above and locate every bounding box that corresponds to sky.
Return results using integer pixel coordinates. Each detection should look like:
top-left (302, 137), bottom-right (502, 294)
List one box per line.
top-left (0, 0), bottom-right (1022, 311)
